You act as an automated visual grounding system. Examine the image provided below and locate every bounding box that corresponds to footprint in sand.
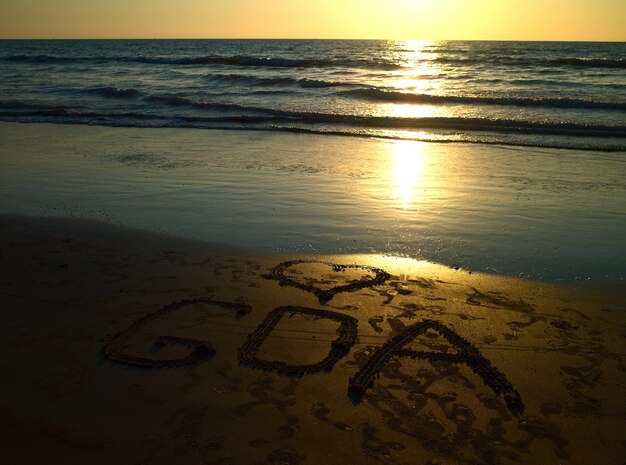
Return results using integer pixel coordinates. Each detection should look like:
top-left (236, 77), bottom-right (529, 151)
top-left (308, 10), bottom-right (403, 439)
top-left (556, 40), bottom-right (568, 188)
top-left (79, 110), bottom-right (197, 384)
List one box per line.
top-left (311, 402), bottom-right (353, 432)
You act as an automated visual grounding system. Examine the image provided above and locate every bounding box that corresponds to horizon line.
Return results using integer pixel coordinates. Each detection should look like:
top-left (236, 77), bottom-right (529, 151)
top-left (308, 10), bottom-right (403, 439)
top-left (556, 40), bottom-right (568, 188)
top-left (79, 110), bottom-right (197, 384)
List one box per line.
top-left (1, 37), bottom-right (625, 43)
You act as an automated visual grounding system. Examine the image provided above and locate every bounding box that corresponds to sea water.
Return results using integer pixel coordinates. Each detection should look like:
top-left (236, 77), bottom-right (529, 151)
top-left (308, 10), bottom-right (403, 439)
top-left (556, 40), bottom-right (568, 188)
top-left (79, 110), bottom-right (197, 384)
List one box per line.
top-left (0, 40), bottom-right (625, 282)
top-left (1, 39), bottom-right (625, 151)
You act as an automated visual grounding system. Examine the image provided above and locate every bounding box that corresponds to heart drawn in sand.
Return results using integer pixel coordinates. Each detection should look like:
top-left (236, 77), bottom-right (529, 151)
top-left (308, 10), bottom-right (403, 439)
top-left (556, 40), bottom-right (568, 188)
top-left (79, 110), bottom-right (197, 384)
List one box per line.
top-left (263, 259), bottom-right (391, 304)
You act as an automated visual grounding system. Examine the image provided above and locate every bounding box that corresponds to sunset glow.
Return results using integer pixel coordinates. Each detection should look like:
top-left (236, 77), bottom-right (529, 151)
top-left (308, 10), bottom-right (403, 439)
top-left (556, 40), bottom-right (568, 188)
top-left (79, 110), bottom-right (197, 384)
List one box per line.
top-left (1, 0), bottom-right (624, 40)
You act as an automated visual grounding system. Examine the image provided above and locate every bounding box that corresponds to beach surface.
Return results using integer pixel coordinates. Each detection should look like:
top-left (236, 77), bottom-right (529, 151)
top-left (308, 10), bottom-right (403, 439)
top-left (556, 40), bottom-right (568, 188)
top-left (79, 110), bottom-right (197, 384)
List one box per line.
top-left (2, 38), bottom-right (625, 465)
top-left (1, 214), bottom-right (624, 465)
top-left (1, 122), bottom-right (624, 283)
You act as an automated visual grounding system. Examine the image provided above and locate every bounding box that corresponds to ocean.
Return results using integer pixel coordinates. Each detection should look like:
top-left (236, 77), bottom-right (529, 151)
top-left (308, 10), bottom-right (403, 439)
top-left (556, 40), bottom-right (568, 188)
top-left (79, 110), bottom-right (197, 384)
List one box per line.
top-left (0, 40), bottom-right (625, 282)
top-left (1, 39), bottom-right (625, 151)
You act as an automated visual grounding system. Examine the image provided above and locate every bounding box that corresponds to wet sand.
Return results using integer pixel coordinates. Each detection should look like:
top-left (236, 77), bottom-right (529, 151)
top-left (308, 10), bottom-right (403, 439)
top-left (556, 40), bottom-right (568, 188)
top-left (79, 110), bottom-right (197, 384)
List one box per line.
top-left (0, 214), bottom-right (624, 465)
top-left (2, 122), bottom-right (625, 283)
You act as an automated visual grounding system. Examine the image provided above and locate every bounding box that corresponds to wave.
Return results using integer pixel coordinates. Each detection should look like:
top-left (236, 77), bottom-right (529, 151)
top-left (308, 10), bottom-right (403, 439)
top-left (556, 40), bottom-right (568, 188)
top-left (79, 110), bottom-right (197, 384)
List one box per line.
top-left (180, 55), bottom-right (400, 70)
top-left (3, 54), bottom-right (77, 63)
top-left (297, 78), bottom-right (354, 88)
top-left (3, 100), bottom-right (625, 152)
top-left (203, 73), bottom-right (296, 87)
top-left (5, 97), bottom-right (624, 141)
top-left (137, 55), bottom-right (324, 67)
top-left (469, 77), bottom-right (625, 89)
top-left (146, 95), bottom-right (256, 113)
top-left (2, 111), bottom-right (623, 152)
top-left (549, 58), bottom-right (626, 69)
top-left (183, 55), bottom-right (397, 70)
top-left (86, 87), bottom-right (141, 98)
top-left (270, 126), bottom-right (626, 153)
top-left (5, 53), bottom-right (625, 71)
top-left (127, 94), bottom-right (626, 137)
top-left (430, 56), bottom-right (626, 69)
top-left (203, 73), bottom-right (358, 89)
top-left (340, 88), bottom-right (626, 111)
top-left (500, 79), bottom-right (624, 90)
top-left (0, 100), bottom-right (70, 111)
top-left (3, 54), bottom-right (400, 70)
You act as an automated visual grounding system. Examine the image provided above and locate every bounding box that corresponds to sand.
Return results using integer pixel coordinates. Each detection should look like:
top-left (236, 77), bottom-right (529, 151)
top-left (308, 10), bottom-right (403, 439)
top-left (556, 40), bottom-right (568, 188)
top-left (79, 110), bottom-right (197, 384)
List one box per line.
top-left (0, 214), bottom-right (624, 465)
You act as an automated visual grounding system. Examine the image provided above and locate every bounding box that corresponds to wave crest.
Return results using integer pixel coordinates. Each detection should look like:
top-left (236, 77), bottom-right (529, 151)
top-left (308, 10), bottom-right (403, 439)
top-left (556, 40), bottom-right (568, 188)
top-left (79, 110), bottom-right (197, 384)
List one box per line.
top-left (89, 87), bottom-right (141, 98)
top-left (340, 88), bottom-right (626, 111)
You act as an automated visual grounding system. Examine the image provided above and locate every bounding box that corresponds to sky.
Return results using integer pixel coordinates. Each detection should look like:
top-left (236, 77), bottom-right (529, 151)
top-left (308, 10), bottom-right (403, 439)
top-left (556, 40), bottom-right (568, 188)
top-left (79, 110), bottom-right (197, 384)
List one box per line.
top-left (0, 0), bottom-right (625, 41)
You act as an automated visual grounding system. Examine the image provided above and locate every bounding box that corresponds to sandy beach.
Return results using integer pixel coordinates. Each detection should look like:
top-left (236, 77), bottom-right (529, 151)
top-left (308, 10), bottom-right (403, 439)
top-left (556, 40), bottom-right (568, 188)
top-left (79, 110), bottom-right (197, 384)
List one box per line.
top-left (1, 214), bottom-right (624, 465)
top-left (2, 6), bottom-right (626, 464)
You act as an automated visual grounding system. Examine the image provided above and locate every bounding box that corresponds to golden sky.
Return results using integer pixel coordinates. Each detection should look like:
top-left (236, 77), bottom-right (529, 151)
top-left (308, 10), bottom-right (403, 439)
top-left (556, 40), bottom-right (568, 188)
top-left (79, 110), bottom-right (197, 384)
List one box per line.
top-left (0, 0), bottom-right (624, 41)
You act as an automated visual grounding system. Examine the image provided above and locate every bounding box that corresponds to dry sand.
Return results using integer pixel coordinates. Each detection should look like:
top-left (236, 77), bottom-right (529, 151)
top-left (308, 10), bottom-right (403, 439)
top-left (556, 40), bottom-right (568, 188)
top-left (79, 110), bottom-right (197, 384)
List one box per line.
top-left (0, 214), bottom-right (624, 465)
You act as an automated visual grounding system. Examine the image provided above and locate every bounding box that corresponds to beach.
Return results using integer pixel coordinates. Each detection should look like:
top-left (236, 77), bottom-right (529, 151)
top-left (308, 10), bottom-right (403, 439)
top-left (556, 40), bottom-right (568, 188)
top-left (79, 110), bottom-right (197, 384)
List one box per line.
top-left (1, 212), bottom-right (625, 465)
top-left (1, 37), bottom-right (625, 464)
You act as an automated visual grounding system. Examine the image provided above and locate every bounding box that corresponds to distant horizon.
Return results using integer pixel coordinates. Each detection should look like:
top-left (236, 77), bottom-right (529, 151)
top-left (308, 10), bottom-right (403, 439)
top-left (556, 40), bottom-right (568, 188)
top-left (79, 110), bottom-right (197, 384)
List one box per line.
top-left (1, 37), bottom-right (625, 43)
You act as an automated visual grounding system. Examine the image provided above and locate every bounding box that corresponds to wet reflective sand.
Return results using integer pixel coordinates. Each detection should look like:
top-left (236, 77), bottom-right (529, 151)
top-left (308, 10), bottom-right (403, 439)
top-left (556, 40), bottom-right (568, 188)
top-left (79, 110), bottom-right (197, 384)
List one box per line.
top-left (1, 122), bottom-right (624, 282)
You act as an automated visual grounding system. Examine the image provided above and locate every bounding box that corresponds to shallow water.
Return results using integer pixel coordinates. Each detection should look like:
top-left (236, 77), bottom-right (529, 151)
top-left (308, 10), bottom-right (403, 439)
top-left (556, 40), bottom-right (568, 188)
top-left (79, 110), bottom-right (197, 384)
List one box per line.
top-left (1, 123), bottom-right (624, 283)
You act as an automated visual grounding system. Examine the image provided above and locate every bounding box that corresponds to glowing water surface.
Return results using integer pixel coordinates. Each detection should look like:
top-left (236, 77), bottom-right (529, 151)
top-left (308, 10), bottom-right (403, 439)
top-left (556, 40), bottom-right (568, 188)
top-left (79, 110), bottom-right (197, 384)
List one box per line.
top-left (0, 122), bottom-right (624, 282)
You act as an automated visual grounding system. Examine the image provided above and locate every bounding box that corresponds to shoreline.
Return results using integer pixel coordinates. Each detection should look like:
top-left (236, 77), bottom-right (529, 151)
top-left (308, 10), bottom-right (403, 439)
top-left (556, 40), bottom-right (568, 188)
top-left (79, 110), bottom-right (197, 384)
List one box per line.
top-left (1, 213), bottom-right (624, 464)
top-left (2, 212), bottom-right (625, 292)
top-left (2, 119), bottom-right (623, 154)
top-left (2, 122), bottom-right (624, 284)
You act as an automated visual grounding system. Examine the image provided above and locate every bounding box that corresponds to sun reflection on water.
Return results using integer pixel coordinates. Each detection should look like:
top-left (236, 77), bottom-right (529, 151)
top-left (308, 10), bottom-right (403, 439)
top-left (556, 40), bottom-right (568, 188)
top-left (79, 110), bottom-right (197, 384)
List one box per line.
top-left (391, 140), bottom-right (429, 210)
top-left (377, 40), bottom-right (448, 122)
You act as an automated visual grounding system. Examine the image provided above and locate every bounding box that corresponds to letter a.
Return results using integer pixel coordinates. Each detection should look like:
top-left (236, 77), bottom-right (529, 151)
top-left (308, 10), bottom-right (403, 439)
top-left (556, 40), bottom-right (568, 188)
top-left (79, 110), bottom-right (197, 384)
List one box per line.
top-left (349, 319), bottom-right (524, 416)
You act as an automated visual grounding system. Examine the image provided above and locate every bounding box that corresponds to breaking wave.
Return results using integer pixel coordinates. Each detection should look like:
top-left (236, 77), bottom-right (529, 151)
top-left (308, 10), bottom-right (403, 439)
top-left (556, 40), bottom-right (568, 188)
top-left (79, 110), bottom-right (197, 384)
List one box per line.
top-left (341, 88), bottom-right (626, 111)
